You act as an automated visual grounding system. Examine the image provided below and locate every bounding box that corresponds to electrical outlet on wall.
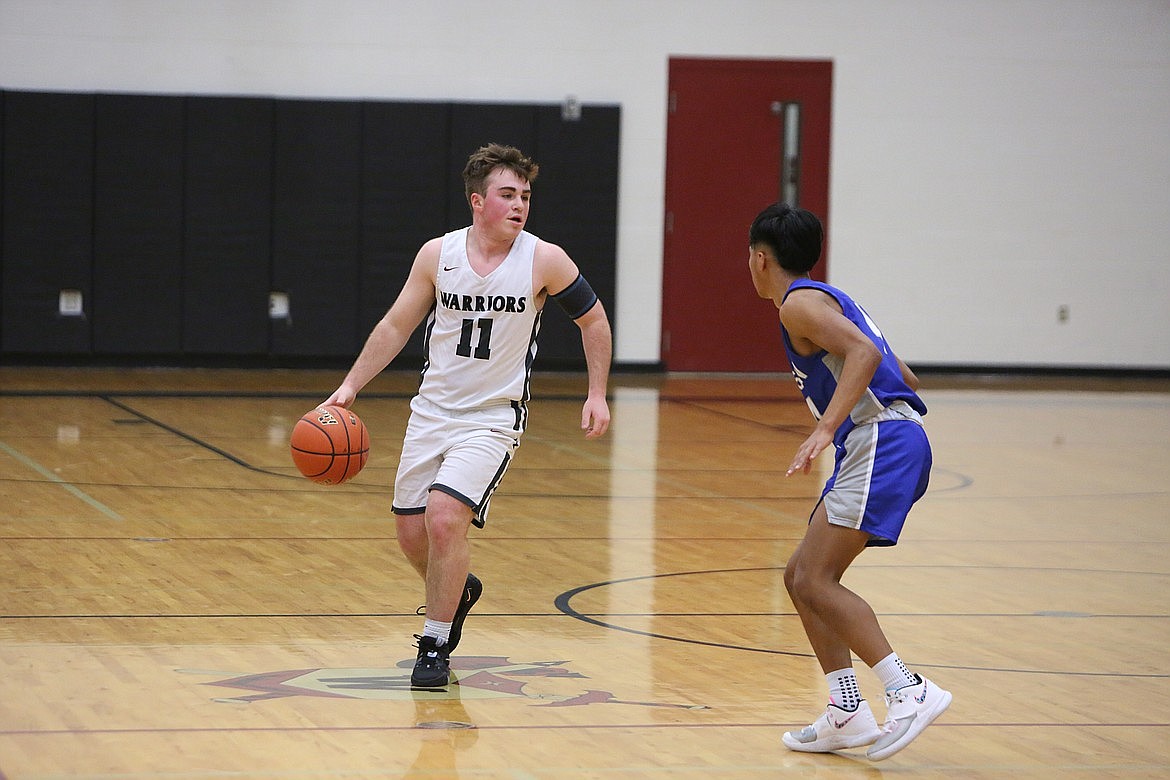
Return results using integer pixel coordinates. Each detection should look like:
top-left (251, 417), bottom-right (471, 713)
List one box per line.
top-left (269, 292), bottom-right (290, 319)
top-left (58, 289), bottom-right (84, 316)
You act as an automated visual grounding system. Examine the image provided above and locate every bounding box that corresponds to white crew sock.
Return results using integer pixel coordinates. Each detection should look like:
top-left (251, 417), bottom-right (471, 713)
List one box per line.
top-left (871, 652), bottom-right (917, 692)
top-left (423, 619), bottom-right (452, 646)
top-left (827, 667), bottom-right (861, 710)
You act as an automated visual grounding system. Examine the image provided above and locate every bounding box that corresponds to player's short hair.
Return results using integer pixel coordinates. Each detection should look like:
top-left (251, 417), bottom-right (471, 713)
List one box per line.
top-left (463, 143), bottom-right (540, 205)
top-left (749, 202), bottom-right (824, 274)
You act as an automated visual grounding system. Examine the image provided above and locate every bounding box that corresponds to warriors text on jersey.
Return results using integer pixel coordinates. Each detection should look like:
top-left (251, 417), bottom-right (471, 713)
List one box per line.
top-left (419, 227), bottom-right (542, 412)
top-left (780, 279), bottom-right (927, 445)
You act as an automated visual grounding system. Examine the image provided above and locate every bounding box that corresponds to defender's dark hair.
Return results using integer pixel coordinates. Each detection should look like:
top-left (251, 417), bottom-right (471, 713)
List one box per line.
top-left (463, 143), bottom-right (540, 204)
top-left (748, 202), bottom-right (824, 274)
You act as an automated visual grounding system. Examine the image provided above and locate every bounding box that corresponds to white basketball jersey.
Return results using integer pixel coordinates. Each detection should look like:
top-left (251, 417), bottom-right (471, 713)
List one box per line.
top-left (418, 227), bottom-right (542, 412)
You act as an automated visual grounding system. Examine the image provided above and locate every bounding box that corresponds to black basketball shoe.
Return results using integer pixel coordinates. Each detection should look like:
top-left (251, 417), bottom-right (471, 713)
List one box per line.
top-left (446, 573), bottom-right (483, 653)
top-left (410, 635), bottom-right (451, 688)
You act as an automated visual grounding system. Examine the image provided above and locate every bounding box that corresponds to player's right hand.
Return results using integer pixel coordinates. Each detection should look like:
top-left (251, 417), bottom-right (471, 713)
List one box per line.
top-left (323, 385), bottom-right (356, 409)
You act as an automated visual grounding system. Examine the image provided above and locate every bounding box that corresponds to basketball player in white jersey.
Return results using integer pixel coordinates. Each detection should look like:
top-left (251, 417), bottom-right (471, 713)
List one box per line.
top-left (323, 144), bottom-right (612, 688)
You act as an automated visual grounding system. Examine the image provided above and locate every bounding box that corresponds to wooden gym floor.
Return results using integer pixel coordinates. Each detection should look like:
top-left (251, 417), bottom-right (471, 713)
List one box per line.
top-left (0, 366), bottom-right (1168, 779)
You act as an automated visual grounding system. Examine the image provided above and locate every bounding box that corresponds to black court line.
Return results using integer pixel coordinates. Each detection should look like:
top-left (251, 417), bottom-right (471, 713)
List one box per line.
top-left (666, 397), bottom-right (814, 437)
top-left (1, 390), bottom-right (607, 484)
top-left (0, 389), bottom-right (588, 400)
top-left (99, 395), bottom-right (304, 481)
top-left (2, 722), bottom-right (1165, 737)
top-left (554, 567), bottom-right (1170, 679)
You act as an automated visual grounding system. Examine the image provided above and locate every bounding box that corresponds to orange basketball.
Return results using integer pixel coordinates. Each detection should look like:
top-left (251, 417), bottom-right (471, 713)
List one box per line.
top-left (289, 405), bottom-right (369, 485)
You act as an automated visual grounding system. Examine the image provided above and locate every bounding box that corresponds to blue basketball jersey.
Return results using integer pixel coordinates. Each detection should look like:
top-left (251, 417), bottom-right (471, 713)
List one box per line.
top-left (781, 279), bottom-right (926, 445)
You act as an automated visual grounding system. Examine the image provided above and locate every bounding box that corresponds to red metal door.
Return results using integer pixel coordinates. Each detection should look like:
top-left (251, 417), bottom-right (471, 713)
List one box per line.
top-left (662, 58), bottom-right (833, 371)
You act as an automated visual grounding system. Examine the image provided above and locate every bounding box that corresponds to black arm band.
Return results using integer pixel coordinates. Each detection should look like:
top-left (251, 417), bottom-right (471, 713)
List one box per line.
top-left (551, 273), bottom-right (599, 319)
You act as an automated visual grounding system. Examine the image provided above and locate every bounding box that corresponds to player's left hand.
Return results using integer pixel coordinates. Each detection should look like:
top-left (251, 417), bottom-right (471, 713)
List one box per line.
top-left (581, 397), bottom-right (611, 439)
top-left (787, 430), bottom-right (832, 476)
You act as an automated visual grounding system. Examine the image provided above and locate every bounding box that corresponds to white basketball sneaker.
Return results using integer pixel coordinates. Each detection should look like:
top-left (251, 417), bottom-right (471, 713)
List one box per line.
top-left (782, 699), bottom-right (882, 752)
top-left (867, 675), bottom-right (952, 761)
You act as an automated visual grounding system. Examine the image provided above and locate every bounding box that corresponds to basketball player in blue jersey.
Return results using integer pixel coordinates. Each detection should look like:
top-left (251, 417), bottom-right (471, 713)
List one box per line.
top-left (324, 144), bottom-right (612, 688)
top-left (747, 202), bottom-right (950, 761)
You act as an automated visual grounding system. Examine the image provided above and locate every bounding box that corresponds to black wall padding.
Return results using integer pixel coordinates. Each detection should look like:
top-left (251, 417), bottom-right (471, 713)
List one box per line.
top-left (93, 93), bottom-right (186, 354)
top-left (0, 89), bottom-right (3, 350)
top-left (0, 90), bottom-right (619, 367)
top-left (183, 96), bottom-right (274, 354)
top-left (361, 102), bottom-right (451, 361)
top-left (529, 105), bottom-right (620, 364)
top-left (1, 91), bottom-right (95, 354)
top-left (270, 99), bottom-right (362, 357)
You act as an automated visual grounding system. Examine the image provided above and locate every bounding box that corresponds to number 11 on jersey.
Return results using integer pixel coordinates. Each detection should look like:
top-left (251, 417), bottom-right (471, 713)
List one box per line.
top-left (456, 318), bottom-right (493, 360)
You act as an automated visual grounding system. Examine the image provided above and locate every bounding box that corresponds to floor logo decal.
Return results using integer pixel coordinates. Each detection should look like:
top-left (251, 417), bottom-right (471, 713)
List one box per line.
top-left (188, 655), bottom-right (706, 710)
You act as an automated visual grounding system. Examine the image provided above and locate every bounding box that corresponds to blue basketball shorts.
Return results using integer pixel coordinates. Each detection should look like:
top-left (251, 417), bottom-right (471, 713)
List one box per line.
top-left (818, 411), bottom-right (932, 547)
